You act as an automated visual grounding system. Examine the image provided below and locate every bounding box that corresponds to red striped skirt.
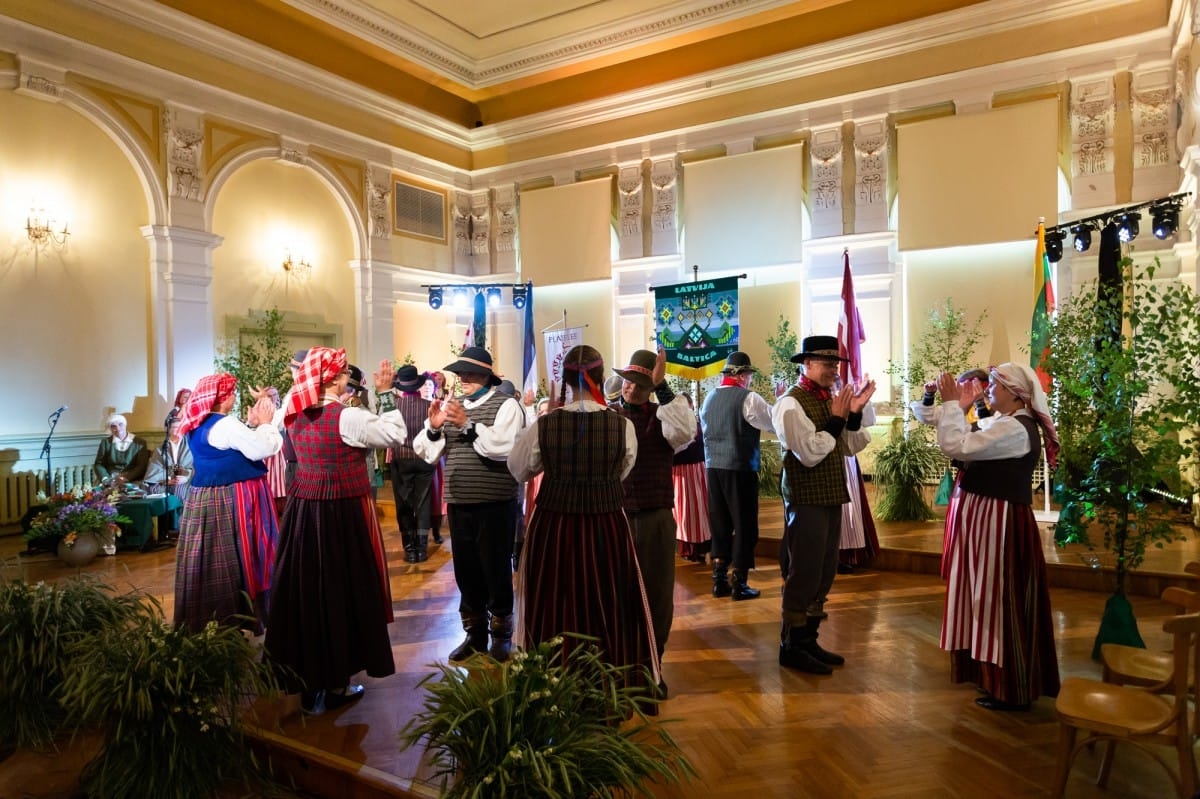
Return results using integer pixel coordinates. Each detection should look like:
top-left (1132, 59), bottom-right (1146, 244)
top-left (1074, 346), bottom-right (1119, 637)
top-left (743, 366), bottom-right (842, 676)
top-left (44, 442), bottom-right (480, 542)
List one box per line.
top-left (672, 461), bottom-right (710, 545)
top-left (515, 507), bottom-right (660, 691)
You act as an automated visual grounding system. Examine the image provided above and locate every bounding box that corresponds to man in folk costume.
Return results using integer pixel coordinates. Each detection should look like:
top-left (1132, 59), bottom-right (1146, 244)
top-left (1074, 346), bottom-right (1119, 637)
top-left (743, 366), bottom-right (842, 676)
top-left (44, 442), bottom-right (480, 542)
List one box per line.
top-left (414, 346), bottom-right (526, 663)
top-left (699, 351), bottom-right (775, 600)
top-left (174, 374), bottom-right (281, 634)
top-left (772, 335), bottom-right (876, 674)
top-left (265, 348), bottom-right (408, 715)
top-left (610, 347), bottom-right (696, 671)
top-left (386, 364), bottom-right (437, 563)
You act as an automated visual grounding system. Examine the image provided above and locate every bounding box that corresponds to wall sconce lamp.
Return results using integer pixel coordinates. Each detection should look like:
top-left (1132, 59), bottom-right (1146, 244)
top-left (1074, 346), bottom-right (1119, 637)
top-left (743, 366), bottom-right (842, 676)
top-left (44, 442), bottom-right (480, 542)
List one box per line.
top-left (282, 252), bottom-right (312, 278)
top-left (26, 210), bottom-right (69, 251)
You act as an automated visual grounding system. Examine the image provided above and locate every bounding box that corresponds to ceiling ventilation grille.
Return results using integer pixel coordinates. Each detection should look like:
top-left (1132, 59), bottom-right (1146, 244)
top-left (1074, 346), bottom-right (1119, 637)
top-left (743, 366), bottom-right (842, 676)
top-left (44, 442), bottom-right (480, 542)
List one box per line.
top-left (393, 179), bottom-right (447, 242)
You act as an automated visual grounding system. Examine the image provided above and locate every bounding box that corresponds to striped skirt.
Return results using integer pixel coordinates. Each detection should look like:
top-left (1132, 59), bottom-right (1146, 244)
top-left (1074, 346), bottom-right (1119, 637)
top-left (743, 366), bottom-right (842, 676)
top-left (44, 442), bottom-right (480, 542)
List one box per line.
top-left (939, 470), bottom-right (965, 580)
top-left (173, 475), bottom-right (278, 633)
top-left (265, 451), bottom-right (288, 499)
top-left (838, 456), bottom-right (879, 565)
top-left (672, 461), bottom-right (711, 550)
top-left (265, 493), bottom-right (396, 692)
top-left (941, 489), bottom-right (1060, 704)
top-left (515, 507), bottom-right (661, 692)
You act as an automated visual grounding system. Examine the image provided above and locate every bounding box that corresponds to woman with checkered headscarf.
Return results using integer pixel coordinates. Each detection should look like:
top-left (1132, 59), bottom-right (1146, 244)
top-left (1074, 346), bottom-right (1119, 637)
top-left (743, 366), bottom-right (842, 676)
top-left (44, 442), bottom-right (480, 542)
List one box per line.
top-left (265, 347), bottom-right (410, 716)
top-left (173, 373), bottom-right (282, 634)
top-left (931, 362), bottom-right (1061, 712)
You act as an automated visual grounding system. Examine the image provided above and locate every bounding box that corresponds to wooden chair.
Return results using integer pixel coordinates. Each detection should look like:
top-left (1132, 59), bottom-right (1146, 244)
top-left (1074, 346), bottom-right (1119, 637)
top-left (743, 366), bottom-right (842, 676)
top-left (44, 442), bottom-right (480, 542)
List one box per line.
top-left (1052, 611), bottom-right (1200, 798)
top-left (1100, 586), bottom-right (1200, 688)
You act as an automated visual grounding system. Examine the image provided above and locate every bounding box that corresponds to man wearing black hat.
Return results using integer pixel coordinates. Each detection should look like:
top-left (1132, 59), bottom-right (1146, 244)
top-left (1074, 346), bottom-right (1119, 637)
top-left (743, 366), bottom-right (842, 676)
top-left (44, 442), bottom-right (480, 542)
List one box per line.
top-left (610, 347), bottom-right (696, 668)
top-left (385, 365), bottom-right (435, 563)
top-left (771, 335), bottom-right (875, 674)
top-left (699, 351), bottom-right (776, 600)
top-left (413, 346), bottom-right (526, 662)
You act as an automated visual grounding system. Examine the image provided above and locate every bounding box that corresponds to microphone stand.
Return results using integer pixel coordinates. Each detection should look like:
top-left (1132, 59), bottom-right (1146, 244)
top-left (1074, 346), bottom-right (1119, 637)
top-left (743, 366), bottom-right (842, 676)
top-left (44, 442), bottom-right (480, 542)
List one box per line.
top-left (41, 408), bottom-right (64, 496)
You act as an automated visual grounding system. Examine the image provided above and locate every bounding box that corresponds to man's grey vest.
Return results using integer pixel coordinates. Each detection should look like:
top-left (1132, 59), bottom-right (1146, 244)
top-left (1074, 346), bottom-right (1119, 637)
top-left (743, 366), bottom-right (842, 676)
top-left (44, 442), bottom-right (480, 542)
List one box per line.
top-left (700, 385), bottom-right (762, 472)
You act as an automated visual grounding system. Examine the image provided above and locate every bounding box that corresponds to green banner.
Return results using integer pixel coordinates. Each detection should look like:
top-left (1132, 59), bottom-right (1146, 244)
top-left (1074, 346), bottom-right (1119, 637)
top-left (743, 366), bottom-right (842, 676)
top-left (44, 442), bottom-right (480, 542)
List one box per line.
top-left (654, 276), bottom-right (739, 380)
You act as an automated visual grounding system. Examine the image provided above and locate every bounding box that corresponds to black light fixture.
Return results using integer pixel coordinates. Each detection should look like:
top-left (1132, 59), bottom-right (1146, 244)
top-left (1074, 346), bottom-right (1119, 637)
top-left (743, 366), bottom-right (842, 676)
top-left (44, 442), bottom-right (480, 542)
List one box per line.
top-left (427, 287), bottom-right (443, 309)
top-left (1117, 211), bottom-right (1140, 243)
top-left (486, 286), bottom-right (503, 308)
top-left (1151, 202), bottom-right (1180, 240)
top-left (1071, 223), bottom-right (1093, 253)
top-left (1044, 229), bottom-right (1065, 263)
top-left (511, 285), bottom-right (527, 309)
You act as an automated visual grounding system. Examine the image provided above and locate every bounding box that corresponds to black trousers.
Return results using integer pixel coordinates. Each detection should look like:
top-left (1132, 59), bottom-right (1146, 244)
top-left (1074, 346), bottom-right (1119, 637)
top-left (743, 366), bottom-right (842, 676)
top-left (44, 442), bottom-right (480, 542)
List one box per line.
top-left (389, 458), bottom-right (435, 533)
top-left (448, 499), bottom-right (518, 617)
top-left (706, 467), bottom-right (760, 571)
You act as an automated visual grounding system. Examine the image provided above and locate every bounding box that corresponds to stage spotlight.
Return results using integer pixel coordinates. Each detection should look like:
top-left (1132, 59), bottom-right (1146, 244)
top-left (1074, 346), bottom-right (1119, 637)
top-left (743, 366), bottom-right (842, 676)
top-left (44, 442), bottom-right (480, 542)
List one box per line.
top-left (452, 287), bottom-right (469, 309)
top-left (1071, 223), bottom-right (1093, 253)
top-left (486, 286), bottom-right (502, 308)
top-left (1117, 211), bottom-right (1140, 243)
top-left (427, 287), bottom-right (443, 309)
top-left (1151, 203), bottom-right (1180, 240)
top-left (1044, 229), bottom-right (1065, 263)
top-left (511, 285), bottom-right (528, 309)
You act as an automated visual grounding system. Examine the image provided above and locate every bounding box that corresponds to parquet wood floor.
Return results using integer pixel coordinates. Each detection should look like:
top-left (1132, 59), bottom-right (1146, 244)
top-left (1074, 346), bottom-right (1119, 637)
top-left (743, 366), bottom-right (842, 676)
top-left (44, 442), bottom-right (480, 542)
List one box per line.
top-left (2, 498), bottom-right (1198, 799)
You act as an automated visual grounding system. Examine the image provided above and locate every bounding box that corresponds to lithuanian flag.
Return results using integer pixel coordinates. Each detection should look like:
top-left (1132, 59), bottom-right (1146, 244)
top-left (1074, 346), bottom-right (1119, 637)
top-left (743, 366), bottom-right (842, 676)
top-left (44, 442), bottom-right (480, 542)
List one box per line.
top-left (1030, 221), bottom-right (1056, 391)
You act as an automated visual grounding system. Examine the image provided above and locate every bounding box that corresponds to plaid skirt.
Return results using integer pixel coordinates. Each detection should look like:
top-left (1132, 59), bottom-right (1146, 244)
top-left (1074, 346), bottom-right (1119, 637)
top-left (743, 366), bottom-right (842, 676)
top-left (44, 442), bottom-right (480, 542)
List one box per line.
top-left (265, 493), bottom-right (395, 692)
top-left (173, 476), bottom-right (278, 633)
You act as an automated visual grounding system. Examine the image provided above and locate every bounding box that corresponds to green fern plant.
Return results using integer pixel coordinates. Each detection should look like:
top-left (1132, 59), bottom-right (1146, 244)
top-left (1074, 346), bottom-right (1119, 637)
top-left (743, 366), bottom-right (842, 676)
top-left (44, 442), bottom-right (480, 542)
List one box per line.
top-left (872, 421), bottom-right (944, 522)
top-left (401, 635), bottom-right (695, 799)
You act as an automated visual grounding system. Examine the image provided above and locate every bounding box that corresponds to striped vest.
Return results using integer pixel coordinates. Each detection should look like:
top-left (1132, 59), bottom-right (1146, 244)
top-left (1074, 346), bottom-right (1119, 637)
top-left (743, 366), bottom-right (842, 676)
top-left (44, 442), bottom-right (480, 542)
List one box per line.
top-left (289, 402), bottom-right (371, 500)
top-left (780, 386), bottom-right (849, 507)
top-left (391, 393), bottom-right (431, 461)
top-left (534, 408), bottom-right (627, 514)
top-left (443, 392), bottom-right (519, 504)
top-left (700, 385), bottom-right (762, 472)
top-left (959, 415), bottom-right (1040, 506)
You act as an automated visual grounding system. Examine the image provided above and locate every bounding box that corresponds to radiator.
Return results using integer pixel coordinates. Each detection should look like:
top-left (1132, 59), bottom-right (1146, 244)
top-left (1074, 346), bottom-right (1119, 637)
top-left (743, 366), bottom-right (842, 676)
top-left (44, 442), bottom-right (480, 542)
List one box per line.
top-left (0, 466), bottom-right (96, 527)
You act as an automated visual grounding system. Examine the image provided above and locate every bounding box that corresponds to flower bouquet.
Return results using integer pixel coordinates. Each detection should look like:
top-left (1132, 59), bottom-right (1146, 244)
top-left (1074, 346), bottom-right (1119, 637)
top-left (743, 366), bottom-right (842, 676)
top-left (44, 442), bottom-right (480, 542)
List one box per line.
top-left (24, 488), bottom-right (129, 556)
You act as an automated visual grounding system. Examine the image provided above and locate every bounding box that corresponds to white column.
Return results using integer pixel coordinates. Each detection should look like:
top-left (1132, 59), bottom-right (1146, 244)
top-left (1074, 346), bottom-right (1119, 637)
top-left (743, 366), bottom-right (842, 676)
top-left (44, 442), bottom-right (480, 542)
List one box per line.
top-left (142, 225), bottom-right (222, 402)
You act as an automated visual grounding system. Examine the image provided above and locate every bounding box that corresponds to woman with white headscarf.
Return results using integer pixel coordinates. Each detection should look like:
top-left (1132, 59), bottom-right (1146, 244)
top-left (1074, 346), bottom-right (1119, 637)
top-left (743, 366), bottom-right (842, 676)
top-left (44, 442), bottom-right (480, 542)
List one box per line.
top-left (94, 414), bottom-right (149, 483)
top-left (932, 362), bottom-right (1061, 712)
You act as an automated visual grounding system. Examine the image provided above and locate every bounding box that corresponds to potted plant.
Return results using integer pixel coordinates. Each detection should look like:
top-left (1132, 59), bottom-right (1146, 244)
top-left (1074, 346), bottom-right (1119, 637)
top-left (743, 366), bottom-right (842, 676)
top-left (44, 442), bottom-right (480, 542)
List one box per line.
top-left (214, 307), bottom-right (296, 415)
top-left (23, 488), bottom-right (129, 566)
top-left (0, 577), bottom-right (147, 750)
top-left (58, 614), bottom-right (282, 799)
top-left (401, 635), bottom-right (695, 798)
top-left (1041, 256), bottom-right (1200, 655)
top-left (877, 299), bottom-right (988, 521)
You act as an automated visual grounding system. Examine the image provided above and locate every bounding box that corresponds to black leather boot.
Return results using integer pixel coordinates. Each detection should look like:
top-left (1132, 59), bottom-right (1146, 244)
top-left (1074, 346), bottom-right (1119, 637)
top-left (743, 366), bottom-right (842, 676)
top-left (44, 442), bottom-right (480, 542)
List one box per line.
top-left (803, 616), bottom-right (845, 666)
top-left (730, 569), bottom-right (760, 601)
top-left (778, 622), bottom-right (832, 674)
top-left (402, 531), bottom-right (417, 563)
top-left (712, 560), bottom-right (732, 598)
top-left (414, 530), bottom-right (429, 563)
top-left (488, 613), bottom-right (514, 663)
top-left (448, 613), bottom-right (488, 662)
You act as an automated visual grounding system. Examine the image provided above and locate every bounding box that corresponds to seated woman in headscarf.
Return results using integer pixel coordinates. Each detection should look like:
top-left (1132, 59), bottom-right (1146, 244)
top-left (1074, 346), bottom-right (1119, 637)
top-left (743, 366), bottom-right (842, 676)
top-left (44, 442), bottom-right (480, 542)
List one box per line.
top-left (94, 414), bottom-right (149, 484)
top-left (173, 374), bottom-right (281, 634)
top-left (265, 348), bottom-right (409, 716)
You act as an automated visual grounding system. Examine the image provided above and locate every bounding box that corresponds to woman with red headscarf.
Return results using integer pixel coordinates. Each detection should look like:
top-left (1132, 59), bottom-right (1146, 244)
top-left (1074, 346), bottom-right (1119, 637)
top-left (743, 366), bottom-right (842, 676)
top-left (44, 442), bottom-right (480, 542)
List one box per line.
top-left (265, 347), bottom-right (408, 716)
top-left (174, 373), bottom-right (281, 634)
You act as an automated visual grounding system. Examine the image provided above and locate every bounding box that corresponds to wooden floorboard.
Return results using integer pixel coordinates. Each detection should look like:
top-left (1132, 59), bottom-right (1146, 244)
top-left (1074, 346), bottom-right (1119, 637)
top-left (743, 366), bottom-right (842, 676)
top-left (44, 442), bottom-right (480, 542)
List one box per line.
top-left (2, 494), bottom-right (1197, 798)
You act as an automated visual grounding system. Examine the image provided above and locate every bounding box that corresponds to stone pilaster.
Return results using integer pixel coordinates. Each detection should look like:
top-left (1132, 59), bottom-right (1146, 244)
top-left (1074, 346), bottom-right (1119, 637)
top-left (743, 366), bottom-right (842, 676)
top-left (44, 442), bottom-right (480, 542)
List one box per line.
top-left (493, 185), bottom-right (518, 274)
top-left (617, 163), bottom-right (644, 260)
top-left (1131, 66), bottom-right (1177, 200)
top-left (854, 118), bottom-right (889, 234)
top-left (649, 158), bottom-right (679, 257)
top-left (810, 126), bottom-right (843, 239)
top-left (1070, 76), bottom-right (1117, 209)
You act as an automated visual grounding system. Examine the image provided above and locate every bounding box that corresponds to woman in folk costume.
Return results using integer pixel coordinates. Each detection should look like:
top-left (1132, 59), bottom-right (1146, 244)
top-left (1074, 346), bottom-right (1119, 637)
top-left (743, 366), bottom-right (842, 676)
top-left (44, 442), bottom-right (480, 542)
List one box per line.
top-left (265, 347), bottom-right (408, 716)
top-left (508, 345), bottom-right (661, 696)
top-left (932, 362), bottom-right (1061, 711)
top-left (672, 393), bottom-right (711, 563)
top-left (174, 374), bottom-right (281, 634)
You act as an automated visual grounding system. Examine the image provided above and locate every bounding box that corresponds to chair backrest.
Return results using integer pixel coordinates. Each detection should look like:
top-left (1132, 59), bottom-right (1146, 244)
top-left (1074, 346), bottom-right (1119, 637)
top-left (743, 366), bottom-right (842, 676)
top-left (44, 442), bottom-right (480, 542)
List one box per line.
top-left (1162, 611), bottom-right (1200, 736)
top-left (1161, 586), bottom-right (1200, 613)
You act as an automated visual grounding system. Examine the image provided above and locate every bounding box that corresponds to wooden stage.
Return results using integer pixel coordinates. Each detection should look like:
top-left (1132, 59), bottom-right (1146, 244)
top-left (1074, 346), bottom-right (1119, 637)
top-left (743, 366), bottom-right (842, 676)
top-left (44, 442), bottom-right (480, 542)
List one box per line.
top-left (2, 493), bottom-right (1199, 799)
